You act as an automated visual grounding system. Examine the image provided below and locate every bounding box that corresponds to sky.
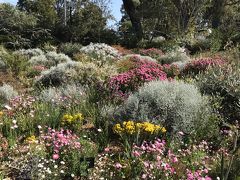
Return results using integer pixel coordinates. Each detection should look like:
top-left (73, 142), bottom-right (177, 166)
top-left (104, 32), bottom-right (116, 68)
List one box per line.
top-left (0, 0), bottom-right (122, 27)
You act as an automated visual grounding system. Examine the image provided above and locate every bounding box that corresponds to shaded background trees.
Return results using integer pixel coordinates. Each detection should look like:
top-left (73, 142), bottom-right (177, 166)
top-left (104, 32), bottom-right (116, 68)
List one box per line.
top-left (0, 0), bottom-right (239, 49)
top-left (119, 0), bottom-right (239, 49)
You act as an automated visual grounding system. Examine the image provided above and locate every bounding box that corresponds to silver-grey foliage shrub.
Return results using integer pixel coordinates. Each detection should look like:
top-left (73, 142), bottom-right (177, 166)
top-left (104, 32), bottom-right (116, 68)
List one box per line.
top-left (35, 61), bottom-right (117, 87)
top-left (35, 61), bottom-right (78, 87)
top-left (123, 54), bottom-right (157, 63)
top-left (45, 51), bottom-right (72, 66)
top-left (28, 55), bottom-right (49, 67)
top-left (80, 43), bottom-right (121, 62)
top-left (114, 80), bottom-right (211, 134)
top-left (158, 51), bottom-right (190, 65)
top-left (39, 84), bottom-right (85, 105)
top-left (15, 48), bottom-right (44, 59)
top-left (0, 84), bottom-right (18, 103)
top-left (28, 52), bottom-right (72, 68)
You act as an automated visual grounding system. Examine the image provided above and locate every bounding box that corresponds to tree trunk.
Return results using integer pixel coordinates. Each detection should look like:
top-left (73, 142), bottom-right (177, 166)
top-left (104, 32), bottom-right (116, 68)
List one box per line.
top-left (122, 0), bottom-right (143, 40)
top-left (211, 0), bottom-right (226, 28)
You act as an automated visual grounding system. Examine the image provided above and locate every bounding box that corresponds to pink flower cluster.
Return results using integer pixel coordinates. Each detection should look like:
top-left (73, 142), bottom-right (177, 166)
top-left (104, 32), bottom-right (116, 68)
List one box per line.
top-left (42, 128), bottom-right (81, 160)
top-left (109, 62), bottom-right (167, 97)
top-left (33, 65), bottom-right (47, 71)
top-left (182, 57), bottom-right (225, 75)
top-left (131, 139), bottom-right (178, 179)
top-left (110, 139), bottom-right (213, 179)
top-left (186, 169), bottom-right (212, 180)
top-left (5, 95), bottom-right (36, 117)
top-left (139, 48), bottom-right (164, 58)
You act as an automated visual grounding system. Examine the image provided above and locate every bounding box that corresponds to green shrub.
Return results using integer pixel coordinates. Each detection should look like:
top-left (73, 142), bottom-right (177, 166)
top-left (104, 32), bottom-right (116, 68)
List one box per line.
top-left (39, 84), bottom-right (85, 105)
top-left (1, 50), bottom-right (30, 75)
top-left (113, 80), bottom-right (212, 136)
top-left (196, 65), bottom-right (240, 123)
top-left (45, 51), bottom-right (72, 66)
top-left (58, 43), bottom-right (82, 57)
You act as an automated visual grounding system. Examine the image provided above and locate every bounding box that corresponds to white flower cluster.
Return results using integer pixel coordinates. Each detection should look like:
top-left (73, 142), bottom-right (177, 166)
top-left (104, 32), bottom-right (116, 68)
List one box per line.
top-left (80, 43), bottom-right (121, 61)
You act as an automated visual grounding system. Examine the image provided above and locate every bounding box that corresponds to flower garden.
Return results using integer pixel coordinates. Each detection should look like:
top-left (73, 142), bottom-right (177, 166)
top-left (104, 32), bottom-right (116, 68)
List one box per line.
top-left (0, 43), bottom-right (239, 179)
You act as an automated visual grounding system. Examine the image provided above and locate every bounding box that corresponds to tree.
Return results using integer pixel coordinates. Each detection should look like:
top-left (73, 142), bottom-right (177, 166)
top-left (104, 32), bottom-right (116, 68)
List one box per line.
top-left (0, 3), bottom-right (37, 48)
top-left (122, 0), bottom-right (143, 40)
top-left (17, 0), bottom-right (57, 30)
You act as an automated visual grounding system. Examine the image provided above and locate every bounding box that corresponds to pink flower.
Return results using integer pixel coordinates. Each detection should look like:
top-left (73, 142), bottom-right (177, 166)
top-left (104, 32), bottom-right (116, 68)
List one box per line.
top-left (104, 147), bottom-right (110, 152)
top-left (132, 150), bottom-right (141, 157)
top-left (53, 154), bottom-right (59, 160)
top-left (114, 163), bottom-right (122, 169)
top-left (172, 157), bottom-right (178, 163)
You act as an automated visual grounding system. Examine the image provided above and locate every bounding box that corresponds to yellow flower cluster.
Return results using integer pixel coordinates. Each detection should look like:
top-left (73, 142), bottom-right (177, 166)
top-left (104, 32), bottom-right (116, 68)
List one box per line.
top-left (0, 111), bottom-right (3, 117)
top-left (61, 113), bottom-right (84, 125)
top-left (26, 135), bottom-right (37, 143)
top-left (113, 121), bottom-right (166, 135)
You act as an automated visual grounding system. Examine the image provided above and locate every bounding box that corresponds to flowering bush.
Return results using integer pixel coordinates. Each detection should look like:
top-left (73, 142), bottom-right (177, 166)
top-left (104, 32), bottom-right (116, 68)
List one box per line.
top-left (139, 48), bottom-right (164, 59)
top-left (109, 62), bottom-right (167, 98)
top-left (182, 57), bottom-right (225, 75)
top-left (116, 54), bottom-right (157, 73)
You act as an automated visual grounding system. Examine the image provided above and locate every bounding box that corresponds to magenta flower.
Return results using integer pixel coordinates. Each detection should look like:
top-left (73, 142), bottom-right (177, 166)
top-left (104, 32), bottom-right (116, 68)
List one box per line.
top-left (109, 61), bottom-right (167, 98)
top-left (182, 57), bottom-right (225, 75)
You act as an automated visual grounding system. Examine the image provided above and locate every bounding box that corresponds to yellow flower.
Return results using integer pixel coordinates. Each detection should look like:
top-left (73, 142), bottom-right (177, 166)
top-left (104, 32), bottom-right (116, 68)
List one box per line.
top-left (73, 113), bottom-right (84, 121)
top-left (123, 121), bottom-right (135, 134)
top-left (142, 122), bottom-right (155, 134)
top-left (161, 127), bottom-right (167, 133)
top-left (0, 111), bottom-right (3, 117)
top-left (26, 135), bottom-right (37, 143)
top-left (113, 123), bottom-right (124, 134)
top-left (136, 123), bottom-right (143, 130)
